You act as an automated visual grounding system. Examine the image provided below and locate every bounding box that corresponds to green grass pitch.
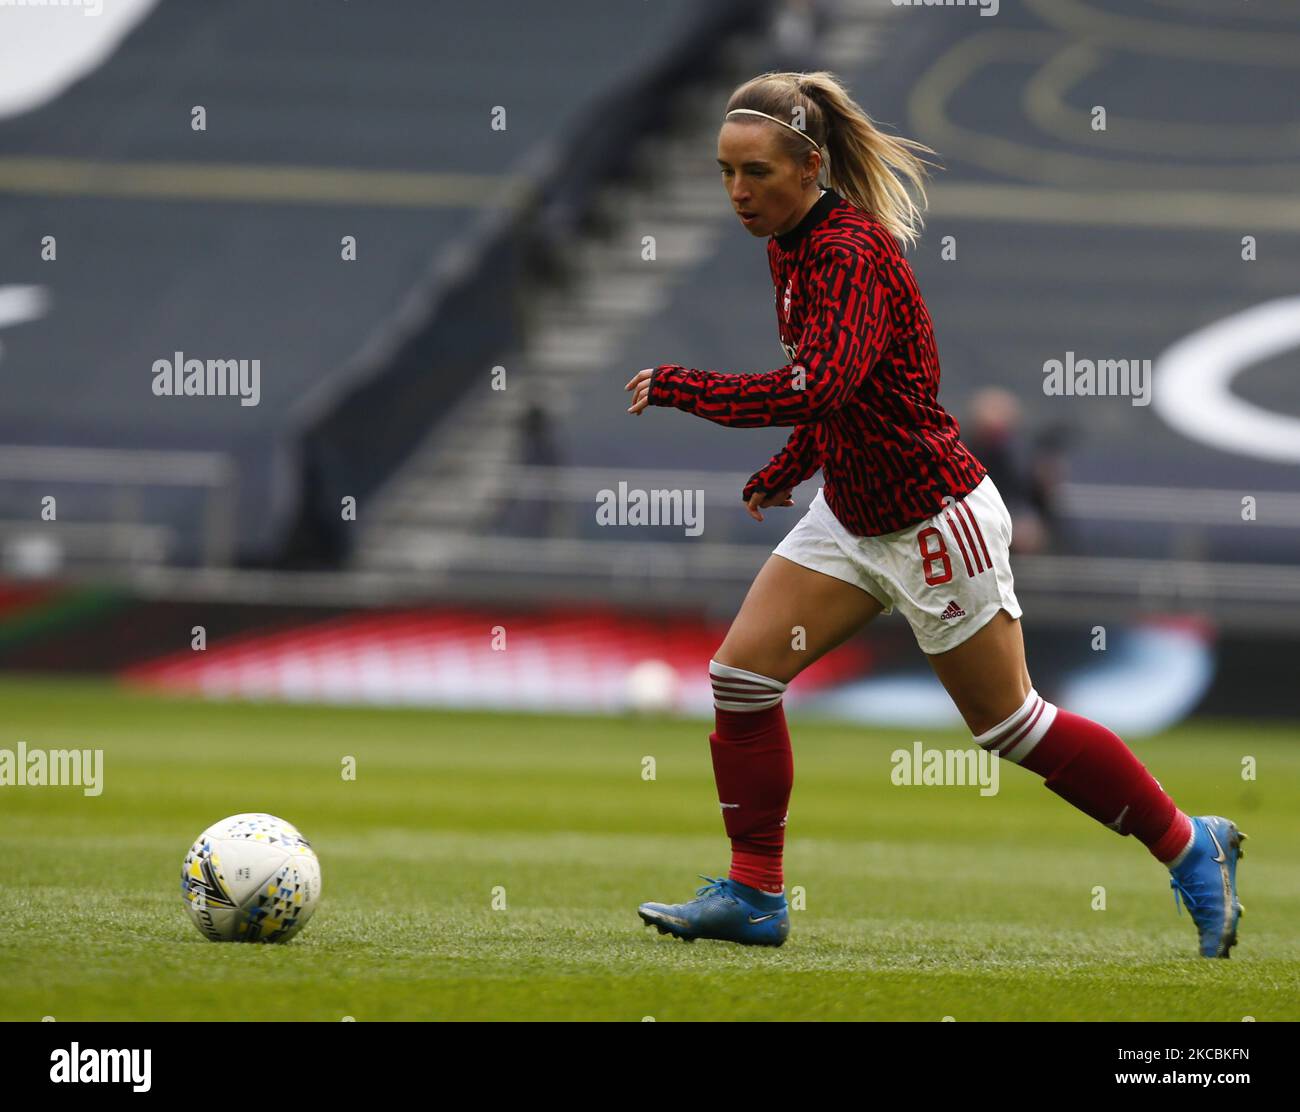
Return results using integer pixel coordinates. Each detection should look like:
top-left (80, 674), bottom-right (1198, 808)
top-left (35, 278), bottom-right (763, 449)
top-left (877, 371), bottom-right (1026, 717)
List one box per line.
top-left (1, 675), bottom-right (1296, 1021)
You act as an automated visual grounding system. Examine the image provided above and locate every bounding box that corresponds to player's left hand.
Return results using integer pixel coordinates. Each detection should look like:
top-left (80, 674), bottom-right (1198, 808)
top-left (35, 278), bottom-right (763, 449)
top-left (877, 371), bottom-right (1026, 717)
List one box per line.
top-left (625, 367), bottom-right (654, 415)
top-left (745, 488), bottom-right (794, 522)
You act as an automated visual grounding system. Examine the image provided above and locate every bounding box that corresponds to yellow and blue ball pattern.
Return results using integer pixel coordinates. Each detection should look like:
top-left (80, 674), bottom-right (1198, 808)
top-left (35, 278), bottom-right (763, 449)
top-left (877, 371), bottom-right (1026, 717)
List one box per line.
top-left (180, 813), bottom-right (321, 943)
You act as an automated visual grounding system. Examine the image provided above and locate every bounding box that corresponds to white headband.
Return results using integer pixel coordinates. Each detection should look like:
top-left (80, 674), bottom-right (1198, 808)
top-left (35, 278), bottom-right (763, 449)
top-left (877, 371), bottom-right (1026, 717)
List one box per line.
top-left (725, 108), bottom-right (822, 151)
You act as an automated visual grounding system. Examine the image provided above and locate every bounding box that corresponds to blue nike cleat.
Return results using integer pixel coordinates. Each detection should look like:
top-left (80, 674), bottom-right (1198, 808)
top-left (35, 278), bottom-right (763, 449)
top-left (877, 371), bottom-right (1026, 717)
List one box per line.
top-left (638, 874), bottom-right (790, 947)
top-left (1168, 815), bottom-right (1247, 958)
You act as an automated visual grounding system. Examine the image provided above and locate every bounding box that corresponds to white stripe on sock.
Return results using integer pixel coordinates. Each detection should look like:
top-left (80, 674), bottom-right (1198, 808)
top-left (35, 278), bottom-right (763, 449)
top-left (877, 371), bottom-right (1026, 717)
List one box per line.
top-left (710, 659), bottom-right (786, 711)
top-left (972, 688), bottom-right (1058, 765)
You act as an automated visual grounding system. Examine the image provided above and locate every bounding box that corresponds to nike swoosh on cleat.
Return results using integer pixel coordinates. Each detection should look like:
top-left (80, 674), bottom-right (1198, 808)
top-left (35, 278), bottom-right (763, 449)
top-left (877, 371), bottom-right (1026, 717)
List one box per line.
top-left (748, 913), bottom-right (780, 924)
top-left (1207, 826), bottom-right (1227, 864)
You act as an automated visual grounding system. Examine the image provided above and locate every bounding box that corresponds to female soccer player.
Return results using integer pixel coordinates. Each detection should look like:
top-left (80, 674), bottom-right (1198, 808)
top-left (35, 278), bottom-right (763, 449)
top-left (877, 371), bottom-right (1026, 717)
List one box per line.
top-left (623, 71), bottom-right (1245, 957)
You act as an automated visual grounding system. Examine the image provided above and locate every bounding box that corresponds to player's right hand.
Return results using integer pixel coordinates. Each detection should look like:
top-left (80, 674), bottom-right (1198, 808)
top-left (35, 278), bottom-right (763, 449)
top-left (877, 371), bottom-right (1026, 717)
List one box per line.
top-left (745, 488), bottom-right (794, 522)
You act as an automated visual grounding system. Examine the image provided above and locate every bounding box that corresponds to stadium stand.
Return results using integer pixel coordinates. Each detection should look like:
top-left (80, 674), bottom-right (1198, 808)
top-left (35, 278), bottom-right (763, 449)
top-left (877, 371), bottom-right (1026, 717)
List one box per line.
top-left (1, 0), bottom-right (1297, 728)
top-left (0, 0), bottom-right (762, 568)
top-left (351, 0), bottom-right (1300, 628)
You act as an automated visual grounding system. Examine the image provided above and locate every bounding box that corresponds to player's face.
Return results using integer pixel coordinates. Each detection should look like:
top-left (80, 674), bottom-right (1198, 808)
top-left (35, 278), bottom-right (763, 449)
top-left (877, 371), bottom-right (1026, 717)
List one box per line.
top-left (717, 121), bottom-right (817, 238)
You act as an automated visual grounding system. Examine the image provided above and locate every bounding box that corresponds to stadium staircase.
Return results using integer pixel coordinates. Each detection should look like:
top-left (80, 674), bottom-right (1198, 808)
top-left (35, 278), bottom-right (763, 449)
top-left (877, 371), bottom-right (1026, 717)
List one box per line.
top-left (351, 2), bottom-right (897, 578)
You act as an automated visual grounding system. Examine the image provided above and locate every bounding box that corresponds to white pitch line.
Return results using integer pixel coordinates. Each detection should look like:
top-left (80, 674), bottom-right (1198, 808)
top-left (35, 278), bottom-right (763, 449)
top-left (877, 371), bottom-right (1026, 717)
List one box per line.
top-left (0, 156), bottom-right (526, 209)
top-left (928, 182), bottom-right (1300, 231)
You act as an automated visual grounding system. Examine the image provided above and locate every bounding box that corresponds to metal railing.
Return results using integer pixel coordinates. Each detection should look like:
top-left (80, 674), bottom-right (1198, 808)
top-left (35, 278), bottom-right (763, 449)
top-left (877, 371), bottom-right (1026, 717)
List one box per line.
top-left (1, 454), bottom-right (1294, 631)
top-left (0, 444), bottom-right (238, 569)
top-left (355, 464), bottom-right (1300, 630)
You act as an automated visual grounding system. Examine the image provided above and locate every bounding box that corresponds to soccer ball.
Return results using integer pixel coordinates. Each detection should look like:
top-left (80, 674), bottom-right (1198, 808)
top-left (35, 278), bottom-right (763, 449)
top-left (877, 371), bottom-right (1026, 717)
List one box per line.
top-left (624, 658), bottom-right (680, 714)
top-left (181, 813), bottom-right (321, 943)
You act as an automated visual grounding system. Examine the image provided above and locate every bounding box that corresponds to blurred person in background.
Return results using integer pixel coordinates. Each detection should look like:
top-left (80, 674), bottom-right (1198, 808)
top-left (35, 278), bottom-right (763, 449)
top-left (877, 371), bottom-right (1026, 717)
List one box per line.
top-left (505, 401), bottom-right (561, 538)
top-left (964, 387), bottom-right (1064, 555)
top-left (768, 0), bottom-right (830, 73)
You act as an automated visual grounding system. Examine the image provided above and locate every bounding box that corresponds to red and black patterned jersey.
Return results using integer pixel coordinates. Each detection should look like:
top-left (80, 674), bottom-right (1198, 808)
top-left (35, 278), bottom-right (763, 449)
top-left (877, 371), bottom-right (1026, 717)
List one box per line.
top-left (647, 187), bottom-right (987, 536)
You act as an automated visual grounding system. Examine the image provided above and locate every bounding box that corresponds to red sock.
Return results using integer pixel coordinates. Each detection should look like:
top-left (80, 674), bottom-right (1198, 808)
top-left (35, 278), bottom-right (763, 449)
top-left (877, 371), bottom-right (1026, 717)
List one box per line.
top-left (709, 660), bottom-right (792, 894)
top-left (975, 689), bottom-right (1194, 864)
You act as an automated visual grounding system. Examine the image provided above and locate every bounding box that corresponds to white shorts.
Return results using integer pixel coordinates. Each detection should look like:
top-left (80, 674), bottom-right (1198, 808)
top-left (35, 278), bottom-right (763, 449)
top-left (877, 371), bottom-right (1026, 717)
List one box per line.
top-left (771, 474), bottom-right (1023, 655)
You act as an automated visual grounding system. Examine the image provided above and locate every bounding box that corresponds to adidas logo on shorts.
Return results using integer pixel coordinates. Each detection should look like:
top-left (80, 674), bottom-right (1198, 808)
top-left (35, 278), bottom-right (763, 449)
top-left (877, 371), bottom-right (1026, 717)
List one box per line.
top-left (939, 600), bottom-right (966, 620)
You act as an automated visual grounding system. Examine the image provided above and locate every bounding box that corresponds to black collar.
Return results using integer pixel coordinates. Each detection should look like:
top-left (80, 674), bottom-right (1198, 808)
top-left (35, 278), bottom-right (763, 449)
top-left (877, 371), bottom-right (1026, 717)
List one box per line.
top-left (773, 187), bottom-right (841, 251)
